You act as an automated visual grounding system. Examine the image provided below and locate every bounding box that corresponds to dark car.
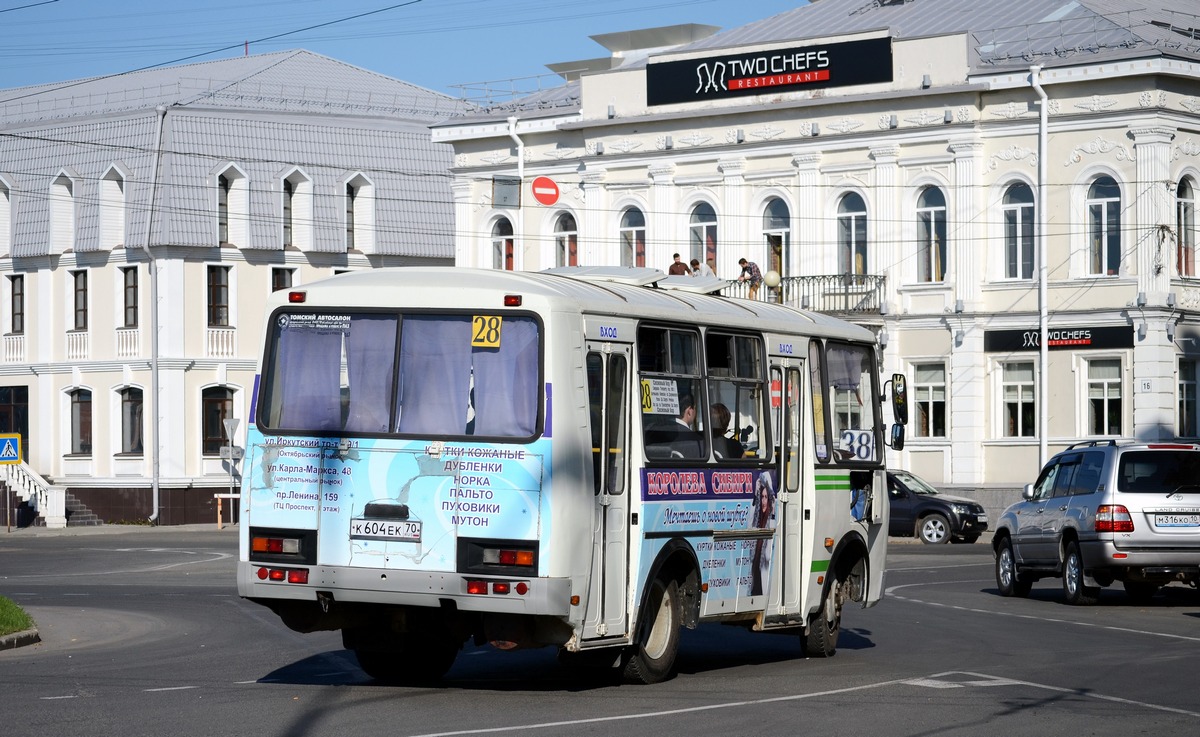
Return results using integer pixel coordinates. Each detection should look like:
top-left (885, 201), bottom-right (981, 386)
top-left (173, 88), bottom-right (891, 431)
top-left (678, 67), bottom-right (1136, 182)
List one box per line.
top-left (888, 470), bottom-right (989, 544)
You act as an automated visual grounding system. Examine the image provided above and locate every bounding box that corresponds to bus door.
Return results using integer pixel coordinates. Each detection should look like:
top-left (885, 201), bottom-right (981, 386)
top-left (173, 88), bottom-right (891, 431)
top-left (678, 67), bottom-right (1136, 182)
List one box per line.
top-left (582, 342), bottom-right (632, 640)
top-left (768, 363), bottom-right (805, 620)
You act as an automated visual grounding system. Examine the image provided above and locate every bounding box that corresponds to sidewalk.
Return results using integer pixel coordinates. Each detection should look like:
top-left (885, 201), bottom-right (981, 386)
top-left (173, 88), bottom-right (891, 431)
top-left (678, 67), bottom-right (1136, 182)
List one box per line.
top-left (1, 522), bottom-right (237, 538)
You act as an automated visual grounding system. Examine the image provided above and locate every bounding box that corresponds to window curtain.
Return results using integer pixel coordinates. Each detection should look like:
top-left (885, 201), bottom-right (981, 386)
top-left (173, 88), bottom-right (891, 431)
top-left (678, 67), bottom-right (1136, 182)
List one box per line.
top-left (344, 315), bottom-right (397, 433)
top-left (276, 324), bottom-right (342, 431)
top-left (397, 316), bottom-right (473, 434)
top-left (473, 317), bottom-right (538, 436)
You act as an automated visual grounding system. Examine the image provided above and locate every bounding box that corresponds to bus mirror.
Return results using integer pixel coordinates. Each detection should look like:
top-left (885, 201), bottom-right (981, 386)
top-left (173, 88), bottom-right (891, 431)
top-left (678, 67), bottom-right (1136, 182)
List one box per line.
top-left (889, 423), bottom-right (905, 451)
top-left (890, 373), bottom-right (908, 426)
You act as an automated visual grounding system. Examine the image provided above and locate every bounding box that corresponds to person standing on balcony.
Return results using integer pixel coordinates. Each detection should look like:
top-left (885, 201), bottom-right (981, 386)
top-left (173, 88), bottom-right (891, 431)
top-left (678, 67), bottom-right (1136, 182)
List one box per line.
top-left (668, 253), bottom-right (692, 276)
top-left (690, 258), bottom-right (714, 277)
top-left (737, 258), bottom-right (763, 300)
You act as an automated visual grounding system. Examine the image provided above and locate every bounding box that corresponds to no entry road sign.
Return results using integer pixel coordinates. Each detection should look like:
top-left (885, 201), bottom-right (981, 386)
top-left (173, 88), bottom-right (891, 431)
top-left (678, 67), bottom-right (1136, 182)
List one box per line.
top-left (531, 176), bottom-right (559, 207)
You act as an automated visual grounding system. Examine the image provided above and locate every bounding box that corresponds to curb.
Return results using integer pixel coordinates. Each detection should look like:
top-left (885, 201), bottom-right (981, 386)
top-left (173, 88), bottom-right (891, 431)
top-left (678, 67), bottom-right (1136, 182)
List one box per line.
top-left (0, 628), bottom-right (40, 651)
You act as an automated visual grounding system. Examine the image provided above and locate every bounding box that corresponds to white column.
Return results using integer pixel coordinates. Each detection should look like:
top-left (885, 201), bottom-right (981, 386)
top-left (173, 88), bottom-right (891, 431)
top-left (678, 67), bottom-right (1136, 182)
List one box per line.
top-left (949, 139), bottom-right (985, 307)
top-left (580, 168), bottom-right (607, 265)
top-left (649, 164), bottom-right (675, 269)
top-left (791, 152), bottom-right (821, 276)
top-left (869, 145), bottom-right (900, 310)
top-left (718, 157), bottom-right (748, 267)
top-left (450, 180), bottom-right (473, 267)
top-left (1129, 127), bottom-right (1177, 440)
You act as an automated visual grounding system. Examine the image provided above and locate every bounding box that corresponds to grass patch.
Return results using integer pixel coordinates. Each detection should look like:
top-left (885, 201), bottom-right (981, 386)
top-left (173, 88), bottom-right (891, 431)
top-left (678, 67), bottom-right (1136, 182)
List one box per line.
top-left (0, 595), bottom-right (34, 637)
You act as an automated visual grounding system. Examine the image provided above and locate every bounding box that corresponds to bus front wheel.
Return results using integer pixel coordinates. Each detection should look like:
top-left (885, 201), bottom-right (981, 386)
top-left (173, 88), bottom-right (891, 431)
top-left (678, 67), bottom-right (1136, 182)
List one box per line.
top-left (803, 573), bottom-right (843, 658)
top-left (622, 577), bottom-right (681, 684)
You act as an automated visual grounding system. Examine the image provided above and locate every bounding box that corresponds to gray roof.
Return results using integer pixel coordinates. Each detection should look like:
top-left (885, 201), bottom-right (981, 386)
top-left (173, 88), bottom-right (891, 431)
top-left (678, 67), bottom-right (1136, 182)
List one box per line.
top-left (0, 50), bottom-right (473, 127)
top-left (0, 51), bottom-right (469, 259)
top-left (686, 0), bottom-right (1200, 72)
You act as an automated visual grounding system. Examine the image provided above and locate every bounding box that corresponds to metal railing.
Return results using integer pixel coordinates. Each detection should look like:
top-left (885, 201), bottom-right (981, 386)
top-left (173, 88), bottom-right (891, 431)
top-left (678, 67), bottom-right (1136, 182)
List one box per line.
top-left (721, 274), bottom-right (887, 314)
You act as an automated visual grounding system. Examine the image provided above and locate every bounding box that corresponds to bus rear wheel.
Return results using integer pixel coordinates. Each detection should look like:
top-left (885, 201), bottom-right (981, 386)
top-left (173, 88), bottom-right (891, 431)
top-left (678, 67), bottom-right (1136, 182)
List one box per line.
top-left (350, 630), bottom-right (459, 685)
top-left (622, 577), bottom-right (681, 684)
top-left (803, 574), bottom-right (843, 658)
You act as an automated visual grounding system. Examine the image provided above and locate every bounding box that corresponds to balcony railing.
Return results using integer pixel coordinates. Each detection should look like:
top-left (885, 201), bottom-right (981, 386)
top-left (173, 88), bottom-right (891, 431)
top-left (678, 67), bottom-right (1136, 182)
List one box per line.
top-left (67, 330), bottom-right (89, 360)
top-left (3, 334), bottom-right (24, 363)
top-left (115, 327), bottom-right (140, 358)
top-left (721, 274), bottom-right (887, 314)
top-left (206, 327), bottom-right (236, 358)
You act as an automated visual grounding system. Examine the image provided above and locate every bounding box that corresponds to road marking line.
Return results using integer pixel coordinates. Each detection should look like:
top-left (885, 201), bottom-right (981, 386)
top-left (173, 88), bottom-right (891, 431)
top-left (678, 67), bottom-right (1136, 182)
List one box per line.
top-left (406, 678), bottom-right (908, 737)
top-left (886, 580), bottom-right (1200, 644)
top-left (144, 686), bottom-right (198, 692)
top-left (40, 695), bottom-right (79, 700)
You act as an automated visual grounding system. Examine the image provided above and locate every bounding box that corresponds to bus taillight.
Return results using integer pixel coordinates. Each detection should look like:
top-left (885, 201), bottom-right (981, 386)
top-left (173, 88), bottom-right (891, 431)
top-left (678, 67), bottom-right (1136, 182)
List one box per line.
top-left (256, 566), bottom-right (309, 584)
top-left (484, 548), bottom-right (535, 567)
top-left (252, 535), bottom-right (301, 555)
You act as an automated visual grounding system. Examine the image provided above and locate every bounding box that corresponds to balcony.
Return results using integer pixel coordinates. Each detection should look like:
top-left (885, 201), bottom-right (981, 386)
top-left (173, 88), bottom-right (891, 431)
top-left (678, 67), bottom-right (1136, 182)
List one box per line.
top-left (722, 274), bottom-right (887, 315)
top-left (115, 327), bottom-right (140, 358)
top-left (3, 334), bottom-right (24, 363)
top-left (206, 326), bottom-right (236, 358)
top-left (67, 330), bottom-right (89, 360)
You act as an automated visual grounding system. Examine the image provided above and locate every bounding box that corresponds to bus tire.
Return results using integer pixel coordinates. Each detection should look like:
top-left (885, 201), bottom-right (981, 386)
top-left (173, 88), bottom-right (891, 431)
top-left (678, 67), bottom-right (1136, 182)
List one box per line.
top-left (353, 631), bottom-right (458, 685)
top-left (622, 577), bottom-right (681, 684)
top-left (803, 573), bottom-right (843, 658)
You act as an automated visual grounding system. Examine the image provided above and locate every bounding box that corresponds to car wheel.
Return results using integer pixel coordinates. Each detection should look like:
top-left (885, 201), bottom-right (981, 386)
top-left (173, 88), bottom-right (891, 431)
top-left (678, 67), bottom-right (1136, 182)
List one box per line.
top-left (1062, 541), bottom-right (1100, 606)
top-left (622, 577), bottom-right (682, 684)
top-left (995, 537), bottom-right (1032, 597)
top-left (1122, 580), bottom-right (1159, 605)
top-left (917, 514), bottom-right (951, 544)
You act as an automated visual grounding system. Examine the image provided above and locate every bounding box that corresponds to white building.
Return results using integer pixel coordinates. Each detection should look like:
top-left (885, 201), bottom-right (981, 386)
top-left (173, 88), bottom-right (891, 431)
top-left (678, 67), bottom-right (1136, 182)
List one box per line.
top-left (0, 51), bottom-right (469, 525)
top-left (432, 0), bottom-right (1200, 489)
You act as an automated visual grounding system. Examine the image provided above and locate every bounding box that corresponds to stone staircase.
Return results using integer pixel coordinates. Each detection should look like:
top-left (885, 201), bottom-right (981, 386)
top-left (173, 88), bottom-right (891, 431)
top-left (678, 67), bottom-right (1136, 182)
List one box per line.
top-left (6, 486), bottom-right (101, 528)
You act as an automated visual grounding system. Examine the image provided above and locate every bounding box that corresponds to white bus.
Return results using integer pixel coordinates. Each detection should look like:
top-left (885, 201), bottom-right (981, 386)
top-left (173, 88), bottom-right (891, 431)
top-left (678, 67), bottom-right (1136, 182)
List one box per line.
top-left (237, 266), bottom-right (906, 684)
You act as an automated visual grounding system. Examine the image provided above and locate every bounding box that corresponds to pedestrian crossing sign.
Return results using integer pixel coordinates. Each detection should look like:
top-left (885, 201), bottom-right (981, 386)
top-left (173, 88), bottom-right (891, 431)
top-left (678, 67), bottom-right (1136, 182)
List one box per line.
top-left (0, 433), bottom-right (21, 464)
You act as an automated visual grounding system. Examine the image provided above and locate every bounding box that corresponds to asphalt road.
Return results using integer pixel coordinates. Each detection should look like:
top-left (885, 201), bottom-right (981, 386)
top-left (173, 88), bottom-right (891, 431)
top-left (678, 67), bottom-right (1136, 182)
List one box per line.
top-left (2, 527), bottom-right (1199, 737)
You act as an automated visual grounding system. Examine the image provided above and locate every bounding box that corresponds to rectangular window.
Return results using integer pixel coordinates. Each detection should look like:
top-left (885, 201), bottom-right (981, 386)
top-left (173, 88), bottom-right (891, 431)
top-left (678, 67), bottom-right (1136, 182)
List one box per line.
top-left (9, 275), bottom-right (24, 334)
top-left (271, 267), bottom-right (293, 292)
top-left (72, 270), bottom-right (88, 331)
top-left (1002, 361), bottom-right (1035, 437)
top-left (122, 267), bottom-right (138, 328)
top-left (261, 313), bottom-right (540, 439)
top-left (1180, 360), bottom-right (1197, 438)
top-left (207, 265), bottom-right (230, 327)
top-left (913, 363), bottom-right (946, 438)
top-left (826, 342), bottom-right (878, 461)
top-left (1087, 358), bottom-right (1122, 436)
top-left (202, 387), bottom-right (233, 455)
top-left (705, 332), bottom-right (764, 461)
top-left (639, 326), bottom-right (706, 461)
top-left (218, 175), bottom-right (230, 245)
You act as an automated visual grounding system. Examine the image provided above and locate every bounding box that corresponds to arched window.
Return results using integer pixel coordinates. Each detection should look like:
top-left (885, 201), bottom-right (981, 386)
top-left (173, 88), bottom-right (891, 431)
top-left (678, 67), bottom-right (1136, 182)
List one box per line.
top-left (1002, 183), bottom-right (1035, 280)
top-left (281, 170), bottom-right (313, 250)
top-left (916, 187), bottom-right (947, 283)
top-left (619, 208), bottom-right (646, 268)
top-left (763, 198), bottom-right (790, 280)
top-left (202, 387), bottom-right (234, 456)
top-left (837, 193), bottom-right (868, 278)
top-left (1178, 178), bottom-right (1196, 277)
top-left (344, 173), bottom-right (376, 253)
top-left (491, 218), bottom-right (514, 271)
top-left (1086, 176), bottom-right (1121, 276)
top-left (120, 387), bottom-right (143, 454)
top-left (689, 202), bottom-right (717, 265)
top-left (69, 388), bottom-right (92, 455)
top-left (554, 213), bottom-right (578, 267)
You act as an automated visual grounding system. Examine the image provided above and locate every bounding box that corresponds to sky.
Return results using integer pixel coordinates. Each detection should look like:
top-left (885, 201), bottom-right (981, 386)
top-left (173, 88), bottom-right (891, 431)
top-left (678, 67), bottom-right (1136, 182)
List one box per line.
top-left (0, 0), bottom-right (806, 99)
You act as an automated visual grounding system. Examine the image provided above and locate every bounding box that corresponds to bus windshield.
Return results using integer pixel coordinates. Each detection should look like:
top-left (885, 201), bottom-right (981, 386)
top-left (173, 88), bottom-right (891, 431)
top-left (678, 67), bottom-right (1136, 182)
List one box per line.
top-left (259, 311), bottom-right (541, 438)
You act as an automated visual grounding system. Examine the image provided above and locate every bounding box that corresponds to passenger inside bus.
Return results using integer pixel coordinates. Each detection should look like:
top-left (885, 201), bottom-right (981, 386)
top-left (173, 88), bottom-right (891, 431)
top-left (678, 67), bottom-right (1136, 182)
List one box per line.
top-left (645, 394), bottom-right (706, 459)
top-left (710, 403), bottom-right (744, 459)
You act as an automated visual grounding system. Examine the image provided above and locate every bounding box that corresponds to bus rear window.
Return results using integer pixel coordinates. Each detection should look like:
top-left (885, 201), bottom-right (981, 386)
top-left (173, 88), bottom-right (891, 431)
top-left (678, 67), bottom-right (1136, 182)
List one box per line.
top-left (260, 312), bottom-right (540, 438)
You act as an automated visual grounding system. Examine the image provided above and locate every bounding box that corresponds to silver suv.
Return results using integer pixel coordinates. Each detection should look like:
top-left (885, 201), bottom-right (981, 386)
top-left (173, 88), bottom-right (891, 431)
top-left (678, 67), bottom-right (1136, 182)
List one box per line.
top-left (993, 440), bottom-right (1200, 605)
